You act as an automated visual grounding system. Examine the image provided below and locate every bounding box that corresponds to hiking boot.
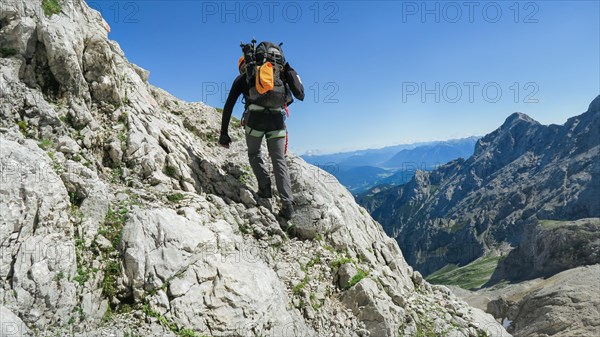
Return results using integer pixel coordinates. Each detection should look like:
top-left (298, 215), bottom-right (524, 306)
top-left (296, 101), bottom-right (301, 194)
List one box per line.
top-left (279, 202), bottom-right (294, 220)
top-left (257, 185), bottom-right (272, 199)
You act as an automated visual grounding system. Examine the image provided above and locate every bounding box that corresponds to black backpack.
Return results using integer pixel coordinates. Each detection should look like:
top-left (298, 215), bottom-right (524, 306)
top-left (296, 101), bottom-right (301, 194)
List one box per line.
top-left (240, 40), bottom-right (290, 109)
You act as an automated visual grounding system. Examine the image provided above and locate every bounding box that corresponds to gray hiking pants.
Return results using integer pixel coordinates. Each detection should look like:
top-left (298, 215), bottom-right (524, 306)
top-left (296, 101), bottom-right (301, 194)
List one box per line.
top-left (245, 131), bottom-right (293, 204)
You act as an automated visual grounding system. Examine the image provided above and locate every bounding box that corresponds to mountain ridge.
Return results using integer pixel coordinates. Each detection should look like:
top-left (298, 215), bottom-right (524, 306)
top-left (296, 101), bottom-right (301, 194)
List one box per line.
top-left (362, 96), bottom-right (600, 275)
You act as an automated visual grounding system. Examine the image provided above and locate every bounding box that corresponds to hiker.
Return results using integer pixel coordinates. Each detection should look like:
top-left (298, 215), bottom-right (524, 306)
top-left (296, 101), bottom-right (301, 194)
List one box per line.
top-left (219, 41), bottom-right (304, 219)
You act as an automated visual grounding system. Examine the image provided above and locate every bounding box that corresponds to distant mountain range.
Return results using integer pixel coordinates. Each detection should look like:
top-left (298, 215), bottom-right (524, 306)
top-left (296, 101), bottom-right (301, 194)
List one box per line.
top-left (302, 137), bottom-right (479, 193)
top-left (383, 139), bottom-right (478, 169)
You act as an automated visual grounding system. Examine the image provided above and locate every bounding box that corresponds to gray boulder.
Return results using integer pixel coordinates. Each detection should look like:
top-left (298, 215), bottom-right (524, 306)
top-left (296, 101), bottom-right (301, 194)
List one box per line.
top-left (341, 278), bottom-right (401, 337)
top-left (0, 305), bottom-right (30, 337)
top-left (120, 208), bottom-right (314, 336)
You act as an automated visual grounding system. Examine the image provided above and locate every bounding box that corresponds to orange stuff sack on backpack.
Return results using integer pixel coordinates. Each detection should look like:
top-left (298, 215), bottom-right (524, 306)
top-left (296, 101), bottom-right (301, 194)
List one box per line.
top-left (256, 62), bottom-right (275, 94)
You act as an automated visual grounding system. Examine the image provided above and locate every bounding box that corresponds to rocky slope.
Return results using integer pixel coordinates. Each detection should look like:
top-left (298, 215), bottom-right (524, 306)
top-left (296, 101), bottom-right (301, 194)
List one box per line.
top-left (0, 0), bottom-right (509, 336)
top-left (362, 96), bottom-right (600, 276)
top-left (451, 264), bottom-right (600, 337)
top-left (486, 218), bottom-right (600, 285)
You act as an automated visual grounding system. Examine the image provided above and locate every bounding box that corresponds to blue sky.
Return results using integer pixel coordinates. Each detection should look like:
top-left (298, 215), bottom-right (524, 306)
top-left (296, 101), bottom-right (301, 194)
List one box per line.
top-left (97, 0), bottom-right (600, 154)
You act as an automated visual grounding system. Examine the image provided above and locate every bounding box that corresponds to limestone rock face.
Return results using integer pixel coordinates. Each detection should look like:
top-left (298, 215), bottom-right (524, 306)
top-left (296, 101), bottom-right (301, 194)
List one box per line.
top-left (120, 208), bottom-right (313, 336)
top-left (341, 278), bottom-right (401, 337)
top-left (454, 265), bottom-right (600, 337)
top-left (0, 135), bottom-right (77, 328)
top-left (0, 0), bottom-right (510, 336)
top-left (503, 265), bottom-right (600, 337)
top-left (487, 218), bottom-right (600, 285)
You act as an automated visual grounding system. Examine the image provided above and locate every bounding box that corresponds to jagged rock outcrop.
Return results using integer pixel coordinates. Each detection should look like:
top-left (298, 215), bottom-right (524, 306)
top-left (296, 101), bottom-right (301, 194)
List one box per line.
top-left (363, 96), bottom-right (600, 275)
top-left (0, 0), bottom-right (510, 336)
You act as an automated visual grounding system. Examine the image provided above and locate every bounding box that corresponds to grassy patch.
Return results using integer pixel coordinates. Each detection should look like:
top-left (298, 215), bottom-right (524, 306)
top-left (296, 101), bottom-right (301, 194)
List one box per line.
top-left (428, 263), bottom-right (458, 276)
top-left (38, 138), bottom-right (53, 150)
top-left (292, 254), bottom-right (324, 309)
top-left (323, 244), bottom-right (335, 253)
top-left (165, 166), bottom-right (176, 177)
top-left (117, 130), bottom-right (127, 151)
top-left (70, 306), bottom-right (86, 323)
top-left (118, 111), bottom-right (129, 124)
top-left (167, 193), bottom-right (185, 203)
top-left (309, 292), bottom-right (321, 310)
top-left (330, 256), bottom-right (354, 269)
top-left (69, 191), bottom-right (84, 207)
top-left (72, 232), bottom-right (89, 286)
top-left (426, 255), bottom-right (502, 290)
top-left (537, 218), bottom-right (600, 230)
top-left (0, 48), bottom-right (17, 58)
top-left (141, 303), bottom-right (208, 337)
top-left (415, 319), bottom-right (442, 337)
top-left (102, 204), bottom-right (128, 249)
top-left (345, 269), bottom-right (368, 289)
top-left (111, 165), bottom-right (124, 183)
top-left (538, 219), bottom-right (570, 229)
top-left (292, 274), bottom-right (309, 296)
top-left (42, 0), bottom-right (62, 16)
top-left (238, 166), bottom-right (253, 185)
top-left (305, 254), bottom-right (321, 269)
top-left (17, 121), bottom-right (28, 135)
top-left (102, 305), bottom-right (112, 323)
top-left (238, 223), bottom-right (251, 235)
top-left (96, 202), bottom-right (130, 304)
top-left (46, 151), bottom-right (63, 174)
top-left (178, 329), bottom-right (206, 337)
top-left (72, 129), bottom-right (84, 141)
top-left (102, 260), bottom-right (121, 299)
top-left (199, 132), bottom-right (216, 143)
top-left (73, 265), bottom-right (90, 286)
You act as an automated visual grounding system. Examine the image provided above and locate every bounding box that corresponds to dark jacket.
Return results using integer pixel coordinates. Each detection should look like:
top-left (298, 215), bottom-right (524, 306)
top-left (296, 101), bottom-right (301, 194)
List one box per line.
top-left (220, 63), bottom-right (304, 137)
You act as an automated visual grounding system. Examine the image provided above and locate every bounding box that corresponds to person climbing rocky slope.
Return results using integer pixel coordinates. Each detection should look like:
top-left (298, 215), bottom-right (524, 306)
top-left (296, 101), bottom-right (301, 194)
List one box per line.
top-left (0, 0), bottom-right (507, 336)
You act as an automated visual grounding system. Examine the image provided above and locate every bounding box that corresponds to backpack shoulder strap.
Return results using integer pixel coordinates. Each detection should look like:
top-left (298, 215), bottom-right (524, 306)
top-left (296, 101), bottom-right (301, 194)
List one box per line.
top-left (284, 63), bottom-right (304, 101)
